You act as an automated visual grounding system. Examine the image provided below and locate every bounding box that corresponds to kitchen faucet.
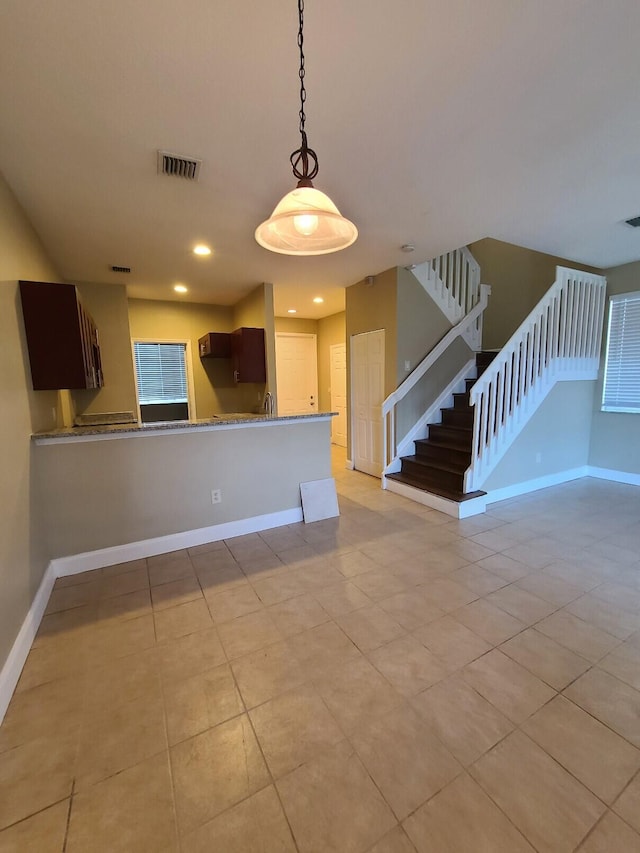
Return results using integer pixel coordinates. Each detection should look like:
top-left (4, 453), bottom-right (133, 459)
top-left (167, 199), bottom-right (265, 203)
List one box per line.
top-left (264, 391), bottom-right (275, 416)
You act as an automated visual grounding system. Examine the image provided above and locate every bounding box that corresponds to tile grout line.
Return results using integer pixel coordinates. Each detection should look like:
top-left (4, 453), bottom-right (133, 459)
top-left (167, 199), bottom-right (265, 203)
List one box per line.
top-left (61, 779), bottom-right (75, 852)
top-left (226, 651), bottom-right (302, 853)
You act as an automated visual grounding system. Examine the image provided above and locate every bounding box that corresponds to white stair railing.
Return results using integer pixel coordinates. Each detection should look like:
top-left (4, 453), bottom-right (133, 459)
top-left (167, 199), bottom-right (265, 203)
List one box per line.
top-left (465, 266), bottom-right (607, 492)
top-left (411, 246), bottom-right (481, 330)
top-left (382, 284), bottom-right (491, 476)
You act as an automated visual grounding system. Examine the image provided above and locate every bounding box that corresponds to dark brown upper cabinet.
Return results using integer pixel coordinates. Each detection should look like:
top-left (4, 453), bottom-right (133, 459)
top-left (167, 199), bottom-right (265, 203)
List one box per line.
top-left (198, 327), bottom-right (266, 383)
top-left (232, 327), bottom-right (266, 383)
top-left (19, 281), bottom-right (103, 391)
top-left (198, 332), bottom-right (233, 359)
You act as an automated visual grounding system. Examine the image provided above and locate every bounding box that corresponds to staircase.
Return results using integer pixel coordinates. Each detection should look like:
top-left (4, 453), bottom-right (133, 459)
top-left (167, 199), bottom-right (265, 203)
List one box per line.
top-left (386, 352), bottom-right (497, 501)
top-left (382, 252), bottom-right (607, 518)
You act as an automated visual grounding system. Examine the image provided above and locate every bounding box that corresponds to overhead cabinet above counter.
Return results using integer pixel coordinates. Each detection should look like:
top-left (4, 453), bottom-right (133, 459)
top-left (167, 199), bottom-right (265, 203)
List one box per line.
top-left (198, 332), bottom-right (232, 359)
top-left (198, 326), bottom-right (266, 383)
top-left (19, 280), bottom-right (103, 391)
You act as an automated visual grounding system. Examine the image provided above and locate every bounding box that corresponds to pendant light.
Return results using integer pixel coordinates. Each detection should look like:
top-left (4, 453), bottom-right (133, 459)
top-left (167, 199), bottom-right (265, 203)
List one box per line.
top-left (255, 0), bottom-right (357, 256)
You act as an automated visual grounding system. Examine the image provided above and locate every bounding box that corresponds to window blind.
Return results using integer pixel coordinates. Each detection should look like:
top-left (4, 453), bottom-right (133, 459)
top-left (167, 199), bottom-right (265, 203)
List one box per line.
top-left (133, 342), bottom-right (188, 405)
top-left (602, 291), bottom-right (640, 413)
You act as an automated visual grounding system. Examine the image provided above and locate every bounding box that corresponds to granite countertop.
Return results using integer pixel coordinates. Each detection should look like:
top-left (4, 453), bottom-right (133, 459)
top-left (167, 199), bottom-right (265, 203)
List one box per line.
top-left (32, 411), bottom-right (336, 442)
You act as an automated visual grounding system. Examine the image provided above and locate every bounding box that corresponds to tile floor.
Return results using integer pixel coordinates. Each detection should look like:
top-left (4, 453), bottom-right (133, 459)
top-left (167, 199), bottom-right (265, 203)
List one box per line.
top-left (2, 447), bottom-right (640, 851)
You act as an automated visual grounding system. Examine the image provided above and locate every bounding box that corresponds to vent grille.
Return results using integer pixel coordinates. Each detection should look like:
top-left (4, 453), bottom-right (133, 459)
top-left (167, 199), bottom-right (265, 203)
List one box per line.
top-left (111, 265), bottom-right (131, 274)
top-left (157, 150), bottom-right (202, 180)
top-left (625, 215), bottom-right (640, 228)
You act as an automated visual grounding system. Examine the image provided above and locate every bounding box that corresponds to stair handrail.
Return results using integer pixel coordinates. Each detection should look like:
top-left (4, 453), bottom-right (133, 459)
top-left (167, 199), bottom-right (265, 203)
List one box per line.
top-left (382, 283), bottom-right (491, 472)
top-left (465, 266), bottom-right (607, 492)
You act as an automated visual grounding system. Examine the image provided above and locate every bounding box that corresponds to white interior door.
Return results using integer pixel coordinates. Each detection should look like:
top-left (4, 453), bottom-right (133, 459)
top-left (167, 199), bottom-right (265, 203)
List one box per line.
top-left (275, 333), bottom-right (318, 415)
top-left (351, 329), bottom-right (385, 477)
top-left (330, 343), bottom-right (347, 447)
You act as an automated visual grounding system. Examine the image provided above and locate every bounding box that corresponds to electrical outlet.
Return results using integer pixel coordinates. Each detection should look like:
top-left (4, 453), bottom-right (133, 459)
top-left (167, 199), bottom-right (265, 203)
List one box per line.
top-left (211, 489), bottom-right (222, 504)
top-left (535, 452), bottom-right (542, 464)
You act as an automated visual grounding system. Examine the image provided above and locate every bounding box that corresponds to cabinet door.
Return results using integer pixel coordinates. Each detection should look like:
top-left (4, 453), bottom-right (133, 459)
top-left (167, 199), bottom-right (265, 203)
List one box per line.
top-left (19, 281), bottom-right (103, 390)
top-left (77, 301), bottom-right (103, 388)
top-left (232, 327), bottom-right (266, 383)
top-left (198, 332), bottom-right (232, 359)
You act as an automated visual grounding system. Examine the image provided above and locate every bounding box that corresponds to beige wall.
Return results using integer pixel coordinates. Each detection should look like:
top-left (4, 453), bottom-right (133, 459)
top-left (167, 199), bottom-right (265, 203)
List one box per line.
top-left (317, 312), bottom-right (345, 413)
top-left (37, 420), bottom-right (332, 557)
top-left (469, 238), bottom-right (600, 349)
top-left (589, 260), bottom-right (640, 475)
top-left (128, 298), bottom-right (240, 418)
top-left (484, 381), bottom-right (595, 492)
top-left (397, 337), bottom-right (473, 444)
top-left (233, 284), bottom-right (267, 329)
top-left (275, 317), bottom-right (318, 335)
top-left (0, 172), bottom-right (59, 671)
top-left (73, 282), bottom-right (137, 418)
top-left (396, 265), bottom-right (452, 383)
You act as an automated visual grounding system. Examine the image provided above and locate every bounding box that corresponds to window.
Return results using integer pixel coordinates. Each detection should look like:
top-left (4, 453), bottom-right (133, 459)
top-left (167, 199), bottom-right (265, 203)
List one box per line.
top-left (602, 291), bottom-right (640, 413)
top-left (133, 341), bottom-right (191, 423)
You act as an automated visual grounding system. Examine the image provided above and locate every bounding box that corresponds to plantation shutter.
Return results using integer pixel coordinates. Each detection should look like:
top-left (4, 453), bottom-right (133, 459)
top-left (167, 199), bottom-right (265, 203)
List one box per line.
top-left (602, 292), bottom-right (640, 413)
top-left (134, 342), bottom-right (188, 405)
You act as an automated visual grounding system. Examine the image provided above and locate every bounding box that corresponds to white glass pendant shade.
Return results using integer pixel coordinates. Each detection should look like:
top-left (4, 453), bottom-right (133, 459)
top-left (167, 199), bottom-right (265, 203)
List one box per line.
top-left (255, 186), bottom-right (358, 256)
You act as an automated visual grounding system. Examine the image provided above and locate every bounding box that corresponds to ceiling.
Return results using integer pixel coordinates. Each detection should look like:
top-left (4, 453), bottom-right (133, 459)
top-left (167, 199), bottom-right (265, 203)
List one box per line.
top-left (1, 0), bottom-right (640, 319)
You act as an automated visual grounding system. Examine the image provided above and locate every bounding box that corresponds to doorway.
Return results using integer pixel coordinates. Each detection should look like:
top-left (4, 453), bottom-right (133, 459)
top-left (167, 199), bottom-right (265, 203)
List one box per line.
top-left (351, 329), bottom-right (385, 477)
top-left (275, 333), bottom-right (318, 415)
top-left (330, 343), bottom-right (347, 447)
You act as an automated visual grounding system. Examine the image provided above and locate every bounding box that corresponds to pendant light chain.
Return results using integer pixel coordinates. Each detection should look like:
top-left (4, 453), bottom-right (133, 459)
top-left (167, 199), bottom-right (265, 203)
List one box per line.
top-left (290, 0), bottom-right (318, 185)
top-left (297, 0), bottom-right (306, 138)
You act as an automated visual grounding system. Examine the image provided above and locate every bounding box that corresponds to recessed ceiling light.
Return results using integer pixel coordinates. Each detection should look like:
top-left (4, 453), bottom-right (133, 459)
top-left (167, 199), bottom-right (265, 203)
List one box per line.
top-left (174, 284), bottom-right (188, 293)
top-left (288, 308), bottom-right (297, 314)
top-left (313, 297), bottom-right (324, 304)
top-left (193, 244), bottom-right (212, 256)
top-left (401, 244), bottom-right (415, 253)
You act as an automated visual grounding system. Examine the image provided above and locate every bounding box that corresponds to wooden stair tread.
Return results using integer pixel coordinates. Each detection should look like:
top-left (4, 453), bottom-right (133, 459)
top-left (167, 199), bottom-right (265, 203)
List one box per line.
top-left (402, 454), bottom-right (468, 475)
top-left (386, 472), bottom-right (486, 502)
top-left (414, 438), bottom-right (471, 454)
top-left (431, 423), bottom-right (472, 435)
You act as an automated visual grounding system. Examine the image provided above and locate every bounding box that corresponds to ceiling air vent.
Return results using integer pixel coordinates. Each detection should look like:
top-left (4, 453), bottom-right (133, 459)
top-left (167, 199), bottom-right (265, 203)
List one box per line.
top-left (157, 150), bottom-right (202, 181)
top-left (111, 265), bottom-right (131, 274)
top-left (624, 215), bottom-right (640, 228)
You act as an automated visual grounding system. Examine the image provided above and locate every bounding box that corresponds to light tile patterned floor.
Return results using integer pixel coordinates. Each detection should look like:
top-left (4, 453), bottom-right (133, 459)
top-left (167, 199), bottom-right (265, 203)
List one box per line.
top-left (2, 448), bottom-right (640, 851)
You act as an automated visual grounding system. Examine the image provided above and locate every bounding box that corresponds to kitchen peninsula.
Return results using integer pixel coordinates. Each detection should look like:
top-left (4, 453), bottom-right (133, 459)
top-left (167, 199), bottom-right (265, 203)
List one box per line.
top-left (33, 412), bottom-right (335, 575)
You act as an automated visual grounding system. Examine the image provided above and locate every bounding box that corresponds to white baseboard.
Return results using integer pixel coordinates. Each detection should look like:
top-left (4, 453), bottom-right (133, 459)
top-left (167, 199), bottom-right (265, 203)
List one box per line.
top-left (0, 563), bottom-right (56, 724)
top-left (345, 459), bottom-right (355, 470)
top-left (587, 466), bottom-right (640, 487)
top-left (0, 505), bottom-right (303, 724)
top-left (484, 466), bottom-right (589, 506)
top-left (53, 507), bottom-right (304, 577)
top-left (382, 463), bottom-right (640, 519)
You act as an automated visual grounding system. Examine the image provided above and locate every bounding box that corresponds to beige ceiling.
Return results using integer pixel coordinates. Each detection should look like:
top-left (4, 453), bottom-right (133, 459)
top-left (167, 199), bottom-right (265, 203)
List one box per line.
top-left (1, 0), bottom-right (640, 319)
